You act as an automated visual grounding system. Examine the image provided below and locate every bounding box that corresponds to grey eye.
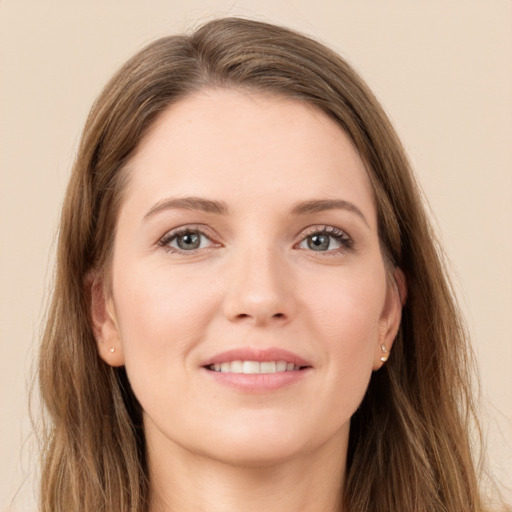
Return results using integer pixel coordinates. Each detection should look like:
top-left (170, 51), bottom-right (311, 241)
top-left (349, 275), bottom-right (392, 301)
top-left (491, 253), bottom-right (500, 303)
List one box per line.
top-left (159, 226), bottom-right (220, 254)
top-left (165, 230), bottom-right (213, 251)
top-left (176, 232), bottom-right (201, 250)
top-left (307, 234), bottom-right (331, 251)
top-left (298, 228), bottom-right (349, 252)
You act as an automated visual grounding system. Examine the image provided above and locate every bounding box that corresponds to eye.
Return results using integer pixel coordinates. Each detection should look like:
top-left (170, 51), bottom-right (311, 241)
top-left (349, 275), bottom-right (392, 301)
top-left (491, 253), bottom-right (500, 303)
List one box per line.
top-left (297, 226), bottom-right (353, 253)
top-left (158, 227), bottom-right (217, 253)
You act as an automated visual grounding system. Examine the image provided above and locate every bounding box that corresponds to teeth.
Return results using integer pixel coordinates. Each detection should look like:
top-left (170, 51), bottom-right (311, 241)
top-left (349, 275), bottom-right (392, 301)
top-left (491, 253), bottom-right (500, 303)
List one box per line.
top-left (260, 361), bottom-right (276, 373)
top-left (230, 360), bottom-right (243, 373)
top-left (242, 361), bottom-right (260, 374)
top-left (209, 360), bottom-right (302, 374)
top-left (276, 360), bottom-right (287, 372)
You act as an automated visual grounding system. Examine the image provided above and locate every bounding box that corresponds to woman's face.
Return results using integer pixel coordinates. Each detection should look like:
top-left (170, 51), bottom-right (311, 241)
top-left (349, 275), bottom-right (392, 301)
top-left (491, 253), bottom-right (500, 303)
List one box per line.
top-left (94, 88), bottom-right (402, 466)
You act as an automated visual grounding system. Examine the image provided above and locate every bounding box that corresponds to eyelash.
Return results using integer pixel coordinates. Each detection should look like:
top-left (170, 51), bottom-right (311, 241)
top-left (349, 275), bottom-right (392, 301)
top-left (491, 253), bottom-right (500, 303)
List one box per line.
top-left (157, 225), bottom-right (354, 255)
top-left (157, 225), bottom-right (219, 254)
top-left (296, 225), bottom-right (354, 254)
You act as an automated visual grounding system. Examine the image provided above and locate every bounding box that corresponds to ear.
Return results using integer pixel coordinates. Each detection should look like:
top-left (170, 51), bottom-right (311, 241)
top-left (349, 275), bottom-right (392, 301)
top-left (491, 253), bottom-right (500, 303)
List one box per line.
top-left (87, 271), bottom-right (125, 367)
top-left (373, 267), bottom-right (407, 370)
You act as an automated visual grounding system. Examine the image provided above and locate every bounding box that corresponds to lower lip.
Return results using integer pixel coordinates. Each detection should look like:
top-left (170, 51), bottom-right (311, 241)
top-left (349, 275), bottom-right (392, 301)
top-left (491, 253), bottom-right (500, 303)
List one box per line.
top-left (202, 367), bottom-right (311, 392)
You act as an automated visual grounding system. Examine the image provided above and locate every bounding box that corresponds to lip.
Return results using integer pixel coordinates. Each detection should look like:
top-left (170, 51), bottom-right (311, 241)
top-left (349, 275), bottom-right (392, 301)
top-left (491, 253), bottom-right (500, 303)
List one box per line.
top-left (201, 347), bottom-right (312, 368)
top-left (200, 347), bottom-right (313, 393)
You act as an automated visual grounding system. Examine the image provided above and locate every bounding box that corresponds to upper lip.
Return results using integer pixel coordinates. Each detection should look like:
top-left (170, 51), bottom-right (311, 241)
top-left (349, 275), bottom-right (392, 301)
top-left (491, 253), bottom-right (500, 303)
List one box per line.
top-left (201, 347), bottom-right (312, 368)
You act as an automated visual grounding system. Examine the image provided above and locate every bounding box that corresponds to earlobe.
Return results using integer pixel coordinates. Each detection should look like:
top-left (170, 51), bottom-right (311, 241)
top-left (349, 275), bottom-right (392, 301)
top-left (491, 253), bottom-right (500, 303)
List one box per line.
top-left (373, 267), bottom-right (407, 370)
top-left (88, 272), bottom-right (125, 367)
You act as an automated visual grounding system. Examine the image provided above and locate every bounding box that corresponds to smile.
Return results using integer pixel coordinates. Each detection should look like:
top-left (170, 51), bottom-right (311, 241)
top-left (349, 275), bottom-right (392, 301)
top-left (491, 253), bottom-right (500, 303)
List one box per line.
top-left (201, 348), bottom-right (312, 391)
top-left (207, 360), bottom-right (304, 374)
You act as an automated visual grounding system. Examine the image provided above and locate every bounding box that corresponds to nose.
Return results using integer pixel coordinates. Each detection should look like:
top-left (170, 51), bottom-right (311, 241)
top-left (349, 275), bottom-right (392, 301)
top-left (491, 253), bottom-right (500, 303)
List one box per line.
top-left (222, 245), bottom-right (295, 326)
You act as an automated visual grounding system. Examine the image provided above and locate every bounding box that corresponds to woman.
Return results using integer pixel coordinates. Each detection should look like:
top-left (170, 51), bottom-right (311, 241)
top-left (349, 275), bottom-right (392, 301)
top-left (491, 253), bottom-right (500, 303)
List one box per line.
top-left (38, 17), bottom-right (498, 512)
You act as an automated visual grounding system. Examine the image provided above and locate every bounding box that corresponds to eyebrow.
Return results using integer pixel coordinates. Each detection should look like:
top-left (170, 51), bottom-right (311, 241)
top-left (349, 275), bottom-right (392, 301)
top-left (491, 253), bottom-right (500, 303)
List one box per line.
top-left (143, 196), bottom-right (369, 227)
top-left (144, 196), bottom-right (229, 221)
top-left (291, 199), bottom-right (369, 227)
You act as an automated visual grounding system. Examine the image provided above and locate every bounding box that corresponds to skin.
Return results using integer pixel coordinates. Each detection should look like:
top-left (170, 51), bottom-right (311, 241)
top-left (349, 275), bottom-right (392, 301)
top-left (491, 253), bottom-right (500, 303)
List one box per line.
top-left (91, 88), bottom-right (404, 512)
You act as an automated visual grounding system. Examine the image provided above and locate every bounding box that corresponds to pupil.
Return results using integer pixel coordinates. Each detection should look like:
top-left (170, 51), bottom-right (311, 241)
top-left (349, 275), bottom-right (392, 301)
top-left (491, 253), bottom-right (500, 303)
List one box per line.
top-left (308, 234), bottom-right (329, 251)
top-left (177, 232), bottom-right (200, 250)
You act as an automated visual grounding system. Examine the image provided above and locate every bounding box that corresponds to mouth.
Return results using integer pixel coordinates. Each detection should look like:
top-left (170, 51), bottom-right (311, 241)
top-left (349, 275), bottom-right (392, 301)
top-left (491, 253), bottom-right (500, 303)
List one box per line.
top-left (201, 348), bottom-right (312, 391)
top-left (205, 360), bottom-right (309, 374)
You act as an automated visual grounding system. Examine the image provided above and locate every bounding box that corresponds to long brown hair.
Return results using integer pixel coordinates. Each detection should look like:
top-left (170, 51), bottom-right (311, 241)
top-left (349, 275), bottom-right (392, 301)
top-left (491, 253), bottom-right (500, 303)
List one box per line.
top-left (39, 17), bottom-right (494, 511)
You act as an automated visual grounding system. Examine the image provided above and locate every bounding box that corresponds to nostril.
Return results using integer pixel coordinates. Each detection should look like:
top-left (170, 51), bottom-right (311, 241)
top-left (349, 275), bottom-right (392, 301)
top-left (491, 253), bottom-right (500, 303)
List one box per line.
top-left (230, 311), bottom-right (288, 324)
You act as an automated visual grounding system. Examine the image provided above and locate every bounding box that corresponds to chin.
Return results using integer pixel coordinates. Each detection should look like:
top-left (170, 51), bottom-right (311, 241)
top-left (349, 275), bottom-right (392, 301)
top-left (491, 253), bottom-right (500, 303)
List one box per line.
top-left (201, 436), bottom-right (306, 468)
top-left (190, 415), bottom-right (338, 468)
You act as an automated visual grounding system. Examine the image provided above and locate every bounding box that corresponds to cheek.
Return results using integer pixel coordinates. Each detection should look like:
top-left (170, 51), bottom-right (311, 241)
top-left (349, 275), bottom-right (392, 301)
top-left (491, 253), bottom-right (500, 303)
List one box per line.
top-left (111, 260), bottom-right (220, 371)
top-left (302, 263), bottom-right (386, 341)
top-left (300, 264), bottom-right (386, 381)
top-left (110, 260), bottom-right (226, 426)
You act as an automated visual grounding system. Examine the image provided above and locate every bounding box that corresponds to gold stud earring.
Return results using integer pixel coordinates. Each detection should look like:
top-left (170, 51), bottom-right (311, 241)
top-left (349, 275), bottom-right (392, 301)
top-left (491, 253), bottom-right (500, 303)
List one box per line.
top-left (109, 347), bottom-right (116, 353)
top-left (380, 344), bottom-right (389, 363)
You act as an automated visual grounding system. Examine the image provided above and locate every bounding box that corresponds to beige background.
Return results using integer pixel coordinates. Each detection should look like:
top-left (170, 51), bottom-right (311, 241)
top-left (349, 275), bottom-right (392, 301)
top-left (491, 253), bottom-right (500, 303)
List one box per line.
top-left (1, 1), bottom-right (511, 509)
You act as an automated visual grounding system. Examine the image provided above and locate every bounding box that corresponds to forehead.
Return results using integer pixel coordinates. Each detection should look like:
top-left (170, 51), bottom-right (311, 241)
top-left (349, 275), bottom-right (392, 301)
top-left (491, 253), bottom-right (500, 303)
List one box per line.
top-left (124, 88), bottom-right (376, 224)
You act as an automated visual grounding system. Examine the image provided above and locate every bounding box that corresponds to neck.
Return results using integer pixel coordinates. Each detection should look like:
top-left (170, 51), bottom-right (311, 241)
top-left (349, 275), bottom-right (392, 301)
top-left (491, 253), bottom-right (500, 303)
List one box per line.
top-left (147, 434), bottom-right (347, 512)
